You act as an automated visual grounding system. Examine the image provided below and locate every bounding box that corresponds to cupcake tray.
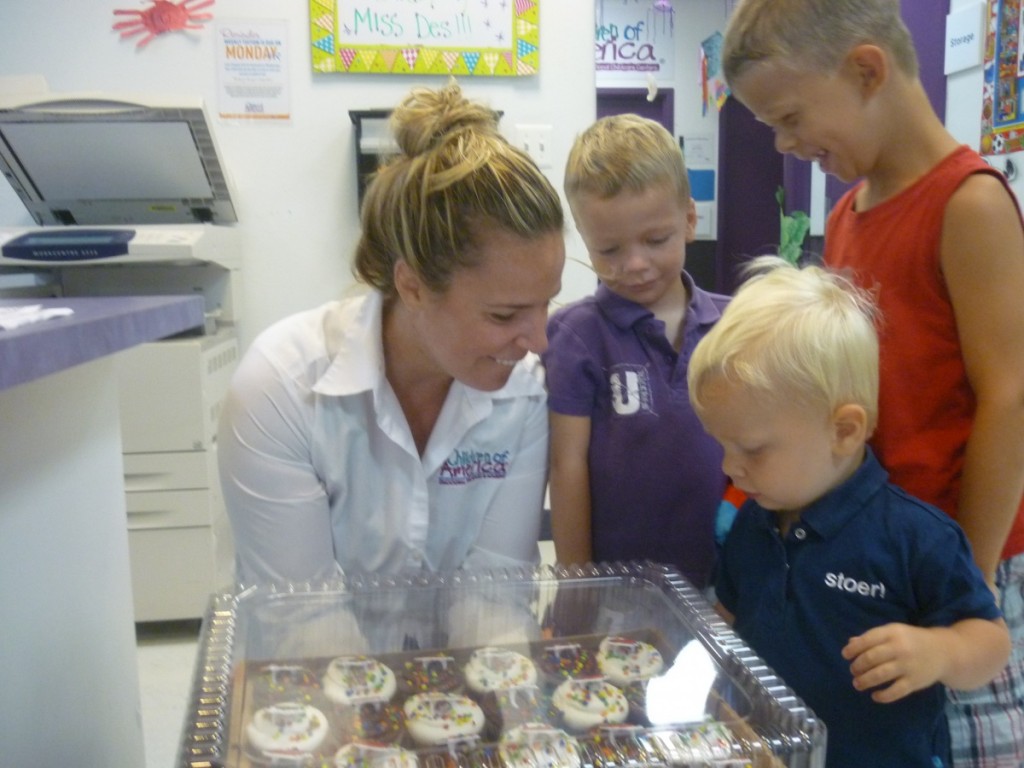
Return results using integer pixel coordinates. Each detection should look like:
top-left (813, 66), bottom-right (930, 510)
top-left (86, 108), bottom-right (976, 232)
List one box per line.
top-left (177, 562), bottom-right (826, 768)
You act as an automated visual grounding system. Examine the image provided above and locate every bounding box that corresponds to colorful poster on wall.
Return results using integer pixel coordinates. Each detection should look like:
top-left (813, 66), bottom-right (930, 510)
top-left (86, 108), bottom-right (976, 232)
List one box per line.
top-left (700, 31), bottom-right (729, 116)
top-left (309, 0), bottom-right (539, 76)
top-left (981, 0), bottom-right (1024, 154)
top-left (594, 0), bottom-right (675, 86)
top-left (216, 20), bottom-right (291, 121)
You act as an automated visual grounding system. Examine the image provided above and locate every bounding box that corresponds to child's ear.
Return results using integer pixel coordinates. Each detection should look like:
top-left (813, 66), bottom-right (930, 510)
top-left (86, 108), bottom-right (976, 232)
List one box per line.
top-left (845, 44), bottom-right (888, 96)
top-left (831, 403), bottom-right (868, 456)
top-left (684, 197), bottom-right (698, 243)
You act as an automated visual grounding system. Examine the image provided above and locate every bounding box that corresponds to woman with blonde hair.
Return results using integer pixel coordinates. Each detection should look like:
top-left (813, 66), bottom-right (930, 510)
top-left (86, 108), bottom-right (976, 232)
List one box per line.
top-left (219, 81), bottom-right (565, 587)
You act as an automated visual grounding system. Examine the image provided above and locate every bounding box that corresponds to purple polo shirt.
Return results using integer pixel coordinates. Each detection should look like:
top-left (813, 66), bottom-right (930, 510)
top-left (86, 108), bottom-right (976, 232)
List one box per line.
top-left (542, 273), bottom-right (729, 588)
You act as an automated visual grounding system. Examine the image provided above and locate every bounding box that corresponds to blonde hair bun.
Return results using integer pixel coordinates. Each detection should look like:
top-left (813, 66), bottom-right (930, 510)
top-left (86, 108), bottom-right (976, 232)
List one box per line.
top-left (390, 80), bottom-right (501, 159)
top-left (353, 80), bottom-right (563, 297)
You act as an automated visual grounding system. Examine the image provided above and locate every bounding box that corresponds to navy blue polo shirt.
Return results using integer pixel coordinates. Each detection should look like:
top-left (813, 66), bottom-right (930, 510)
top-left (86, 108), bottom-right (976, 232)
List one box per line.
top-left (543, 272), bottom-right (730, 588)
top-left (716, 449), bottom-right (1001, 768)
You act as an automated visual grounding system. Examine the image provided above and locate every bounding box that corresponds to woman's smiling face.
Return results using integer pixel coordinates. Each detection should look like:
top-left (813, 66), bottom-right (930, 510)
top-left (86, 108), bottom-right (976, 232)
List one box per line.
top-left (412, 225), bottom-right (565, 391)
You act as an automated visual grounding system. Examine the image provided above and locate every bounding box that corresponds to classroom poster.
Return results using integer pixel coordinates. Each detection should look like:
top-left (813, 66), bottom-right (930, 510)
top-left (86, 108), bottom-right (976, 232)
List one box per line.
top-left (981, 0), bottom-right (1024, 154)
top-left (309, 0), bottom-right (540, 76)
top-left (216, 20), bottom-right (291, 121)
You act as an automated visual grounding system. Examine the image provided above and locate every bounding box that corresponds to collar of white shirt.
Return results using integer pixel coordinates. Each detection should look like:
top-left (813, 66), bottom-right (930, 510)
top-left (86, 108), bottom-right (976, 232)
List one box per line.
top-left (311, 289), bottom-right (545, 402)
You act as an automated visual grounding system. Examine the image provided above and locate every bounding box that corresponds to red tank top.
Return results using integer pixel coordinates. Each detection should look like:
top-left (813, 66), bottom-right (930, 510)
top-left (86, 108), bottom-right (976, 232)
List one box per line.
top-left (826, 145), bottom-right (1024, 560)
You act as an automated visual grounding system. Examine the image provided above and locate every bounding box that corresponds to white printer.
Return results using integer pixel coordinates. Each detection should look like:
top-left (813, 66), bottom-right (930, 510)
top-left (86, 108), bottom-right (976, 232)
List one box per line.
top-left (0, 92), bottom-right (241, 621)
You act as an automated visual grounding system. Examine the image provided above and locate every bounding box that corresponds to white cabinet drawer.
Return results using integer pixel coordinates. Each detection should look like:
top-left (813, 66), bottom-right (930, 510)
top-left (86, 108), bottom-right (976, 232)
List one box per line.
top-left (129, 527), bottom-right (216, 622)
top-left (126, 489), bottom-right (214, 529)
top-left (116, 330), bottom-right (237, 453)
top-left (123, 450), bottom-right (216, 492)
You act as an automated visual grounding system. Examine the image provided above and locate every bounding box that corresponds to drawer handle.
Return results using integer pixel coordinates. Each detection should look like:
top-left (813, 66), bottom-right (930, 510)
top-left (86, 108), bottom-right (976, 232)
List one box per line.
top-left (127, 507), bottom-right (175, 517)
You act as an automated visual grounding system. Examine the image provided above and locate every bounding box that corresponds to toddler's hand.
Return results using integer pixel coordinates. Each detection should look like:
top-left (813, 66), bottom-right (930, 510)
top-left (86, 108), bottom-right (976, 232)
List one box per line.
top-left (841, 623), bottom-right (947, 704)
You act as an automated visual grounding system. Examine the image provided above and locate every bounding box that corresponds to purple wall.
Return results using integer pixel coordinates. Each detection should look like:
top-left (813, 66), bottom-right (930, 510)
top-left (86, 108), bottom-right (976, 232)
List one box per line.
top-left (596, 88), bottom-right (675, 133)
top-left (905, 1), bottom-right (949, 122)
top-left (715, 97), bottom-right (785, 293)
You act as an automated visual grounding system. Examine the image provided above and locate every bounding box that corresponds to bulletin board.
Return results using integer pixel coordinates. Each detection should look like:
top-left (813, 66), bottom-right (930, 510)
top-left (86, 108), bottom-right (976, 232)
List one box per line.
top-left (309, 0), bottom-right (540, 76)
top-left (981, 0), bottom-right (1024, 155)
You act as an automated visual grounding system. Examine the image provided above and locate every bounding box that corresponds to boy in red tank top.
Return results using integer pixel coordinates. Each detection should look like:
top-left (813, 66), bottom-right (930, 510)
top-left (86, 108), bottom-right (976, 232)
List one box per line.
top-left (722, 1), bottom-right (1024, 765)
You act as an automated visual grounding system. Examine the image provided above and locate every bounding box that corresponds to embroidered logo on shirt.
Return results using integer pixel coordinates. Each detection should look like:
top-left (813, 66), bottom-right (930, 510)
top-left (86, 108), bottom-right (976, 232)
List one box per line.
top-left (438, 449), bottom-right (511, 485)
top-left (609, 364), bottom-right (654, 416)
top-left (824, 571), bottom-right (887, 599)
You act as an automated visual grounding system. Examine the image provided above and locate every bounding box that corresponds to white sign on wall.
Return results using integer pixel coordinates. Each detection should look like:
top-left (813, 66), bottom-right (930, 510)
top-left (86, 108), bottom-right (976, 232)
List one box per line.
top-left (595, 0), bottom-right (675, 85)
top-left (944, 2), bottom-right (985, 75)
top-left (216, 20), bottom-right (291, 121)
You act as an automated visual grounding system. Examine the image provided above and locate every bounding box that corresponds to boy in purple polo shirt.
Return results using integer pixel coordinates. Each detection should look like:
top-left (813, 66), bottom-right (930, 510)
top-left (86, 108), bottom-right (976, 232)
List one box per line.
top-left (542, 114), bottom-right (730, 589)
top-left (688, 258), bottom-right (1009, 768)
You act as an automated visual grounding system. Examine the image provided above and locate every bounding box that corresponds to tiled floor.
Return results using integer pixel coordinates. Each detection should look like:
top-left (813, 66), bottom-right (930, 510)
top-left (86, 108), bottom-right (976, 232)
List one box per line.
top-left (137, 620), bottom-right (201, 768)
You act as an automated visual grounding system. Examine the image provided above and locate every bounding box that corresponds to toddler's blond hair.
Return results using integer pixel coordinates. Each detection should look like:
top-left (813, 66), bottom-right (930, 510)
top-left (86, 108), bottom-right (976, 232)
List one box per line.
top-left (689, 256), bottom-right (879, 427)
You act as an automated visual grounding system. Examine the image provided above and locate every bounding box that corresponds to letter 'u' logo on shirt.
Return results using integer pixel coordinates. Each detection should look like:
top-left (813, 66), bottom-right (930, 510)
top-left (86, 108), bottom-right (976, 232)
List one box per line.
top-left (609, 365), bottom-right (653, 416)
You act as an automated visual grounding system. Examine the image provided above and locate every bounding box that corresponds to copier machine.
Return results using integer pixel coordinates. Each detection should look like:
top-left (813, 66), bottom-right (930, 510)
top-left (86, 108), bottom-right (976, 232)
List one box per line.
top-left (0, 92), bottom-right (241, 620)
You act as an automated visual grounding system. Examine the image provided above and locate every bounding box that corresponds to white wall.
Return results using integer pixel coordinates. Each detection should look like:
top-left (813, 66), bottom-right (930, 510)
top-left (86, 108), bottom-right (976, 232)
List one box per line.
top-left (594, 0), bottom-right (729, 236)
top-left (946, 0), bottom-right (987, 147)
top-left (0, 0), bottom-right (598, 345)
top-left (671, 4), bottom-right (729, 238)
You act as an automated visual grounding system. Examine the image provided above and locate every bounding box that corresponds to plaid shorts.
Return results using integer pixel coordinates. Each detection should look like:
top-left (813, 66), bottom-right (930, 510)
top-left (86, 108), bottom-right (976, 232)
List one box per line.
top-left (947, 552), bottom-right (1024, 767)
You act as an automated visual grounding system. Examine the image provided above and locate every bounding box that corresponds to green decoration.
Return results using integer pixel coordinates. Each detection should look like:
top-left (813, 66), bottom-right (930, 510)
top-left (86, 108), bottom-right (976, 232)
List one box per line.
top-left (776, 186), bottom-right (810, 266)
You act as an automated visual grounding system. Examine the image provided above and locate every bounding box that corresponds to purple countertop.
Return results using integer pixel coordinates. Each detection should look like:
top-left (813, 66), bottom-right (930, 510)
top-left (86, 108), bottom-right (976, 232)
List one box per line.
top-left (0, 295), bottom-right (205, 391)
